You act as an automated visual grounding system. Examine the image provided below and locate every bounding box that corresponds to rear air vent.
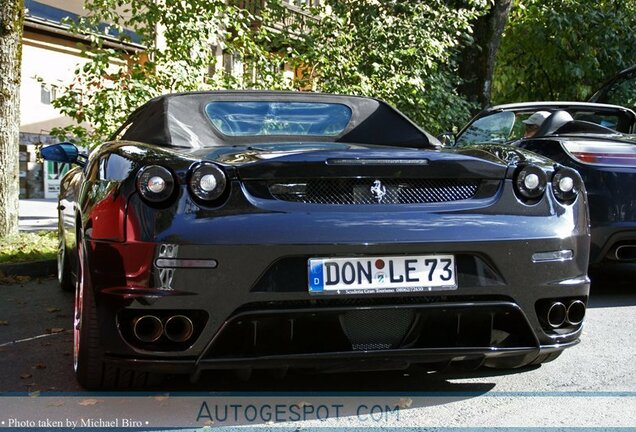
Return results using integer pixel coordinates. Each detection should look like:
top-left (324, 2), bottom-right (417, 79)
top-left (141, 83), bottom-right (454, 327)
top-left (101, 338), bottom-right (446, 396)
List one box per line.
top-left (264, 178), bottom-right (481, 205)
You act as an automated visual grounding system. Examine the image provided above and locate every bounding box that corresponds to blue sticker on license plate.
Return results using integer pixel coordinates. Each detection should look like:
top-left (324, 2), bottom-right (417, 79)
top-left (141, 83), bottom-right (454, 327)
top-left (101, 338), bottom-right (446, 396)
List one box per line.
top-left (307, 254), bottom-right (457, 294)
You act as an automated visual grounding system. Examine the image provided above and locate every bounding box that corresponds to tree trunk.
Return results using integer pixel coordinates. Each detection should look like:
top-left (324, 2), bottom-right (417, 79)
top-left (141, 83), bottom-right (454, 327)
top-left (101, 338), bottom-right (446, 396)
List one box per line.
top-left (0, 0), bottom-right (23, 237)
top-left (457, 0), bottom-right (512, 110)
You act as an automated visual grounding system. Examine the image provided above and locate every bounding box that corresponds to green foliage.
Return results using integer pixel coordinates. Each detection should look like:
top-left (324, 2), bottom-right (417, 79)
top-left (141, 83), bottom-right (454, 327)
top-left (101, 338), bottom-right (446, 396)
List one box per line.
top-left (601, 74), bottom-right (636, 109)
top-left (51, 0), bottom-right (489, 146)
top-left (295, 0), bottom-right (487, 133)
top-left (0, 231), bottom-right (57, 264)
top-left (51, 0), bottom-right (296, 147)
top-left (493, 0), bottom-right (636, 103)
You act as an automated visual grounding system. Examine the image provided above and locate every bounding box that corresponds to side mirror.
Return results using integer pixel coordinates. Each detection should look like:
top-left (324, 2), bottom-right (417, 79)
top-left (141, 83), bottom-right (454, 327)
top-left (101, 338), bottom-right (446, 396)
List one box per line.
top-left (437, 132), bottom-right (456, 147)
top-left (40, 143), bottom-right (85, 166)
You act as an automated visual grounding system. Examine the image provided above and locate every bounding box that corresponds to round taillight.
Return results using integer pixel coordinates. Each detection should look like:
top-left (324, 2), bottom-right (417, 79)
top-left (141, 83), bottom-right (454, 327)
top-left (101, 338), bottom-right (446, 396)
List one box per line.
top-left (552, 167), bottom-right (581, 204)
top-left (136, 165), bottom-right (175, 203)
top-left (189, 163), bottom-right (227, 203)
top-left (514, 164), bottom-right (547, 201)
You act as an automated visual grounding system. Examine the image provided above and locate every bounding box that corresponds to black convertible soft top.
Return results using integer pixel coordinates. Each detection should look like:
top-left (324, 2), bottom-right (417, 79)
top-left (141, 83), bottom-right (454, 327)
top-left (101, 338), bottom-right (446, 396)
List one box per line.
top-left (114, 91), bottom-right (439, 149)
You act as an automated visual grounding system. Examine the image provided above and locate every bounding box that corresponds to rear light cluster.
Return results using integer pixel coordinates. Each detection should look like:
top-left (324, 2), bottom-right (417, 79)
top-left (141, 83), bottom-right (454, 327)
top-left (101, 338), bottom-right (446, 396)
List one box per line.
top-left (514, 164), bottom-right (581, 204)
top-left (136, 162), bottom-right (228, 206)
top-left (188, 162), bottom-right (227, 203)
top-left (562, 141), bottom-right (636, 167)
top-left (136, 166), bottom-right (175, 203)
top-left (514, 164), bottom-right (547, 200)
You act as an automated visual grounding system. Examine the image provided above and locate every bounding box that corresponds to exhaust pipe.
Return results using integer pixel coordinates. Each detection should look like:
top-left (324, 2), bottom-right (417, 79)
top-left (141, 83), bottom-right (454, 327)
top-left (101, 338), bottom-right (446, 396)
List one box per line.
top-left (566, 300), bottom-right (586, 325)
top-left (133, 315), bottom-right (163, 343)
top-left (546, 302), bottom-right (567, 328)
top-left (164, 315), bottom-right (194, 343)
top-left (614, 245), bottom-right (636, 261)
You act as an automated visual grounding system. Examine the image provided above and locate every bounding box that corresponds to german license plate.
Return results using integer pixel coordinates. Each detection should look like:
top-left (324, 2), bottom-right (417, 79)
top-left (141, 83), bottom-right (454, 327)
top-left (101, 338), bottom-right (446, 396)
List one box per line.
top-left (308, 255), bottom-right (457, 294)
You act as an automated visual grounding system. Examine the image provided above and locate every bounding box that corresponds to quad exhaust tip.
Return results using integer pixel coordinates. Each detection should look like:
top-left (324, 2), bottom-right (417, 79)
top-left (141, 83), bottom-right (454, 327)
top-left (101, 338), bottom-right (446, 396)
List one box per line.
top-left (132, 314), bottom-right (194, 343)
top-left (614, 245), bottom-right (636, 261)
top-left (546, 302), bottom-right (567, 328)
top-left (566, 300), bottom-right (586, 325)
top-left (543, 300), bottom-right (586, 329)
top-left (164, 315), bottom-right (194, 342)
top-left (132, 315), bottom-right (163, 343)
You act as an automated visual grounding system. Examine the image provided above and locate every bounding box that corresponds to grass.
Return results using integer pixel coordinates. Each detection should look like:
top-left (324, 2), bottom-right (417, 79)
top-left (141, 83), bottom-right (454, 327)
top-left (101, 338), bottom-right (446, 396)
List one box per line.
top-left (0, 231), bottom-right (58, 264)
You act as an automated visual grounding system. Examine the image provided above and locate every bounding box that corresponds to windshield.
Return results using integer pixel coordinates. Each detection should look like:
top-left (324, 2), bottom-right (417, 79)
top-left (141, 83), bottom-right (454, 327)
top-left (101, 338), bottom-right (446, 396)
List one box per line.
top-left (457, 108), bottom-right (630, 146)
top-left (205, 101), bottom-right (352, 137)
top-left (456, 111), bottom-right (516, 145)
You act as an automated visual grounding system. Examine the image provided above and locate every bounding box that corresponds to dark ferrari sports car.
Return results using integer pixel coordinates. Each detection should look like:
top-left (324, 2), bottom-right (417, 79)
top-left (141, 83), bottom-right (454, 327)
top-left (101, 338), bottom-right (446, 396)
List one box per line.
top-left (41, 91), bottom-right (590, 389)
top-left (450, 101), bottom-right (636, 270)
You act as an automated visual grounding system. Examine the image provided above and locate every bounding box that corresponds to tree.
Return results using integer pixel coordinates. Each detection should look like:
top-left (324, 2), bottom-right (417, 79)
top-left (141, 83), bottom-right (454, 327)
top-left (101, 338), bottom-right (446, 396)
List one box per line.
top-left (0, 0), bottom-right (24, 238)
top-left (51, 0), bottom-right (296, 148)
top-left (299, 0), bottom-right (487, 133)
top-left (456, 0), bottom-right (512, 110)
top-left (493, 0), bottom-right (636, 103)
top-left (52, 0), bottom-right (490, 145)
top-left (296, 0), bottom-right (489, 134)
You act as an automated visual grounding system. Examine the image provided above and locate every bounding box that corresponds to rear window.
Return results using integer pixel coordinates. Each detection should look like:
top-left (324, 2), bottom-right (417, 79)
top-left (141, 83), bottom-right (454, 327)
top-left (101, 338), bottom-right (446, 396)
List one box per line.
top-left (205, 101), bottom-right (352, 137)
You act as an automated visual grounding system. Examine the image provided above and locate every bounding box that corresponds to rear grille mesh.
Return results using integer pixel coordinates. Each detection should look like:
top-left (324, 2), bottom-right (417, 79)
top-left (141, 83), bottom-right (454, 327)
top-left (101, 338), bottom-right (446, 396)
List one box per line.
top-left (341, 309), bottom-right (416, 351)
top-left (268, 178), bottom-right (480, 204)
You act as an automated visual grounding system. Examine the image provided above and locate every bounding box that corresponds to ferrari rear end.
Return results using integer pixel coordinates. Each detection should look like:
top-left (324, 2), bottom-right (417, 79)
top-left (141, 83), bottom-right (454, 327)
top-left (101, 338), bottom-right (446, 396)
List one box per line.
top-left (84, 144), bottom-right (590, 386)
top-left (51, 92), bottom-right (590, 388)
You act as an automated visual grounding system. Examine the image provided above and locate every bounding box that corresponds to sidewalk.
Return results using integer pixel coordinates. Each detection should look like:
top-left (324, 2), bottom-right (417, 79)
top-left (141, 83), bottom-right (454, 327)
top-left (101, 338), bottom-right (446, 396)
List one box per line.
top-left (18, 198), bottom-right (58, 232)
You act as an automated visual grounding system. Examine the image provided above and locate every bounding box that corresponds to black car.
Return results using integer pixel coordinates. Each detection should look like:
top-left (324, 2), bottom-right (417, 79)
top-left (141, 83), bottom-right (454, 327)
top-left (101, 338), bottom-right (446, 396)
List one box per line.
top-left (41, 91), bottom-right (590, 389)
top-left (589, 65), bottom-right (636, 111)
top-left (452, 101), bottom-right (636, 270)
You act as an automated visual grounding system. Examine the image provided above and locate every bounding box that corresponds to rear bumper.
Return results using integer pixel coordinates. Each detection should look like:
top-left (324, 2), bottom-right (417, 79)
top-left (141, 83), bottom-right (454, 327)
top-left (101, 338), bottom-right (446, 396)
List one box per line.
top-left (98, 297), bottom-right (582, 376)
top-left (88, 235), bottom-right (590, 358)
top-left (104, 341), bottom-right (577, 375)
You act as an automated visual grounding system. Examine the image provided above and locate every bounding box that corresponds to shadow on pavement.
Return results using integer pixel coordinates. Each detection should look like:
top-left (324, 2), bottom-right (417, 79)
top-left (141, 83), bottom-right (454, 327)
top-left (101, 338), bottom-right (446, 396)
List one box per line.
top-left (161, 368), bottom-right (500, 393)
top-left (588, 272), bottom-right (636, 308)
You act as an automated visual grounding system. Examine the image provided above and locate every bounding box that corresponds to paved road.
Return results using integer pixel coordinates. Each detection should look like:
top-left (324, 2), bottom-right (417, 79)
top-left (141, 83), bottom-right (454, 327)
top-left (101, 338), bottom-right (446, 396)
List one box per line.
top-left (0, 275), bottom-right (634, 428)
top-left (18, 199), bottom-right (58, 232)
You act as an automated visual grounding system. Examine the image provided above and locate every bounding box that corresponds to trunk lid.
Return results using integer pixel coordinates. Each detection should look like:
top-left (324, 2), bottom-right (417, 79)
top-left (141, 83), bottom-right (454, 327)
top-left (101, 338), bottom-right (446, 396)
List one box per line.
top-left (190, 142), bottom-right (509, 180)
top-left (189, 142), bottom-right (508, 206)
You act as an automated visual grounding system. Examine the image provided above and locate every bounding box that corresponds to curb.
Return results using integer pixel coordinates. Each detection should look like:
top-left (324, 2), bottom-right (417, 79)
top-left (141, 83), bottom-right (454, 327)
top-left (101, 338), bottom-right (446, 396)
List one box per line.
top-left (0, 259), bottom-right (57, 277)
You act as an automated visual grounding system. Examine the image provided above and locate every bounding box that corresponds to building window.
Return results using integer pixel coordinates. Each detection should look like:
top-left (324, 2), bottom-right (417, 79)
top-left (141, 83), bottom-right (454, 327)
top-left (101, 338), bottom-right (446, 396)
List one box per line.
top-left (40, 84), bottom-right (59, 105)
top-left (41, 84), bottom-right (51, 105)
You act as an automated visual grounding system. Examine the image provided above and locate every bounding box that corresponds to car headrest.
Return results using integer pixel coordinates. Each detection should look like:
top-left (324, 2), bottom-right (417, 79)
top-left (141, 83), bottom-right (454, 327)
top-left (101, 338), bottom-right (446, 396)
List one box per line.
top-left (534, 110), bottom-right (574, 137)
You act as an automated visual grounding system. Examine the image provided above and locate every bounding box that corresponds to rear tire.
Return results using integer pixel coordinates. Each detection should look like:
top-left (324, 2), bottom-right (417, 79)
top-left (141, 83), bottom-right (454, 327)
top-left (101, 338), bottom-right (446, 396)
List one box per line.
top-left (74, 263), bottom-right (104, 389)
top-left (74, 233), bottom-right (162, 389)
